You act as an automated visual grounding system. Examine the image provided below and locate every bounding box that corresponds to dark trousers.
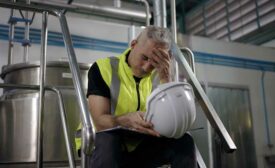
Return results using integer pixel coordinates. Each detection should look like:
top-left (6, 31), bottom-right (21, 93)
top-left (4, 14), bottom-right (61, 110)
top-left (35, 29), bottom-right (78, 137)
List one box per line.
top-left (88, 129), bottom-right (197, 168)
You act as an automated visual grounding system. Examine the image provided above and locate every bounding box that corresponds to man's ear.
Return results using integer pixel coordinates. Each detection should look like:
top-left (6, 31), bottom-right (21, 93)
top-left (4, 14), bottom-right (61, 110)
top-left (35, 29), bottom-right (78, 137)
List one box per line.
top-left (130, 39), bottom-right (138, 49)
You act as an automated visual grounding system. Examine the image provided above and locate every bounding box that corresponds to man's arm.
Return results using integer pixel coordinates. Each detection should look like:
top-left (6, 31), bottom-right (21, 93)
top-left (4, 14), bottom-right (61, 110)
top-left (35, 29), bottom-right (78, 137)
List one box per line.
top-left (88, 95), bottom-right (160, 136)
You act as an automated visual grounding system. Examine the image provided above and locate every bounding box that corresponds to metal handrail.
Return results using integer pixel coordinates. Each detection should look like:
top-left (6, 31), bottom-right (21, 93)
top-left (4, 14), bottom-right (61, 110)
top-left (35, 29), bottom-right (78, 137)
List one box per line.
top-left (0, 1), bottom-right (95, 168)
top-left (0, 83), bottom-right (76, 168)
top-left (171, 42), bottom-right (237, 153)
top-left (195, 144), bottom-right (207, 168)
top-left (57, 12), bottom-right (95, 167)
top-left (36, 10), bottom-right (48, 168)
top-left (180, 47), bottom-right (196, 74)
top-left (169, 0), bottom-right (235, 151)
top-left (136, 0), bottom-right (151, 26)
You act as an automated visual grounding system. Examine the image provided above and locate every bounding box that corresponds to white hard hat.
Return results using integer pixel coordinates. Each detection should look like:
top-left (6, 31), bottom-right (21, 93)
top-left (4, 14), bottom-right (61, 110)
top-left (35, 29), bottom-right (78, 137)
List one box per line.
top-left (145, 82), bottom-right (196, 139)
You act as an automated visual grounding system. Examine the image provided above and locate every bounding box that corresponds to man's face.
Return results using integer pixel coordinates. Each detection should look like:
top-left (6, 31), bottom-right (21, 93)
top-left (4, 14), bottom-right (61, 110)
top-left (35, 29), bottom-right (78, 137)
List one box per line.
top-left (128, 39), bottom-right (169, 78)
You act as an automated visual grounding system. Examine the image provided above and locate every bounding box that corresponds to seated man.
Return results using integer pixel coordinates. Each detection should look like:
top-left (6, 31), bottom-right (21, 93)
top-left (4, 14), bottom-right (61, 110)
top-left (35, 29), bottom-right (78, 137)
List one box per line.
top-left (76, 26), bottom-right (197, 168)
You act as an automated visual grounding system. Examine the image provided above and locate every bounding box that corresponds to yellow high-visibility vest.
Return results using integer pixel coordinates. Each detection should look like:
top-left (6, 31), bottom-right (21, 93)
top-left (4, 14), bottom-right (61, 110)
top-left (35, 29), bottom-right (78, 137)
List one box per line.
top-left (75, 48), bottom-right (153, 152)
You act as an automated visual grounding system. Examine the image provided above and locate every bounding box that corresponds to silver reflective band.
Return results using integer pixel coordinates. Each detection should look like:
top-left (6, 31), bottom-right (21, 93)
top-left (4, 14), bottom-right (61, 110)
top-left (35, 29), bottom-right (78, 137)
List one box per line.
top-left (109, 57), bottom-right (121, 115)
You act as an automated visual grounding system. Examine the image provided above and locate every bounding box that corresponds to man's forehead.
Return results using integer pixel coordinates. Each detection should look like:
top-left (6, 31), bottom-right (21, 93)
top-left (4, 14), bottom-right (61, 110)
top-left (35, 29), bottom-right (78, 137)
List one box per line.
top-left (147, 39), bottom-right (169, 49)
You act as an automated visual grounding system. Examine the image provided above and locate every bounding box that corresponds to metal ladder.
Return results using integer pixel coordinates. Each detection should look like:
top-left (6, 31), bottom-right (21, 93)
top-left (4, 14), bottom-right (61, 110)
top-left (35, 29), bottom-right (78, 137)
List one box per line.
top-left (7, 0), bottom-right (33, 65)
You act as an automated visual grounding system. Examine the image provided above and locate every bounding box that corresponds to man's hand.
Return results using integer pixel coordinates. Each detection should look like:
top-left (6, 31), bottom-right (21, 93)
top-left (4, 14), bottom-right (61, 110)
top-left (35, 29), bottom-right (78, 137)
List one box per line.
top-left (116, 111), bottom-right (160, 137)
top-left (150, 48), bottom-right (171, 83)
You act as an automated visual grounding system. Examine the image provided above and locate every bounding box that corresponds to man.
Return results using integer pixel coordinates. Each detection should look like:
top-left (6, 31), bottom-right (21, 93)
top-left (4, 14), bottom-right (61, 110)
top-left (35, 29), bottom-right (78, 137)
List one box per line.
top-left (76, 26), bottom-right (197, 168)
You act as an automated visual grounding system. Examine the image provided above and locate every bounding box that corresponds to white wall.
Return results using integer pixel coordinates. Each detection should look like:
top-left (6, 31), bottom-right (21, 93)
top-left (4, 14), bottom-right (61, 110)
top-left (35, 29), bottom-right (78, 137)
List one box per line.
top-left (178, 34), bottom-right (275, 168)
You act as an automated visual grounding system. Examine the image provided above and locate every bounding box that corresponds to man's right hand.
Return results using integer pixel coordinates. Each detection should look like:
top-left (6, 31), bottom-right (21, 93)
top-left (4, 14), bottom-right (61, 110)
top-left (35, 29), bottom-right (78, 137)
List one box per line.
top-left (116, 111), bottom-right (160, 137)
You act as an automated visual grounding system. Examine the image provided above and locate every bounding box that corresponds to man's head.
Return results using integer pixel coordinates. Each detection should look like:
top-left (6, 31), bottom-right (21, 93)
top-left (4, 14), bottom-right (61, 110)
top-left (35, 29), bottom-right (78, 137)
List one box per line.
top-left (128, 26), bottom-right (172, 78)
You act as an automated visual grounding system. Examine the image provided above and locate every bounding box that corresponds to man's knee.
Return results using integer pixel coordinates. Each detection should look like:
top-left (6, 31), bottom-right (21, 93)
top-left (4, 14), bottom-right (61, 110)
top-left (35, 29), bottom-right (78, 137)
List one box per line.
top-left (89, 132), bottom-right (123, 168)
top-left (93, 131), bottom-right (124, 158)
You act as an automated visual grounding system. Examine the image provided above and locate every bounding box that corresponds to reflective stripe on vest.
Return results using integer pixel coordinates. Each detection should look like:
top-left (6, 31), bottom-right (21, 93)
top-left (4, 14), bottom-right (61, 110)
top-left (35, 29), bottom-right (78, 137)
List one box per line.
top-left (109, 57), bottom-right (120, 115)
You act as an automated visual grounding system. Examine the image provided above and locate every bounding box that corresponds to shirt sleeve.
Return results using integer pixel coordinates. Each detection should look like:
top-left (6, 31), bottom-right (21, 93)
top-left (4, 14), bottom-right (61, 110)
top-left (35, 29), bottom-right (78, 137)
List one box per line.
top-left (86, 62), bottom-right (110, 99)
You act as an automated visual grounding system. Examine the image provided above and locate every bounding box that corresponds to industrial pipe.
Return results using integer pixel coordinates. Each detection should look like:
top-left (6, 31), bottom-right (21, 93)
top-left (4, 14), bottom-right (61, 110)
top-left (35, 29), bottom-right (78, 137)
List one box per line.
top-left (170, 0), bottom-right (177, 43)
top-left (30, 0), bottom-right (150, 24)
top-left (153, 0), bottom-right (167, 27)
top-left (169, 0), bottom-right (179, 82)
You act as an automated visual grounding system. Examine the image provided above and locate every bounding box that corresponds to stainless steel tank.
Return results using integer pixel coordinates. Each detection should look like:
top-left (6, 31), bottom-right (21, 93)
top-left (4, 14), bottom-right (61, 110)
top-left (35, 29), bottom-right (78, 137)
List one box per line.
top-left (0, 61), bottom-right (90, 165)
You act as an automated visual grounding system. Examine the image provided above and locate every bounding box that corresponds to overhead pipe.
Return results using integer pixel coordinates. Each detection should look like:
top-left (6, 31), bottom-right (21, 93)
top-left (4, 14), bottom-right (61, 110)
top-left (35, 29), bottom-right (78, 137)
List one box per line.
top-left (30, 0), bottom-right (150, 24)
top-left (72, 2), bottom-right (146, 22)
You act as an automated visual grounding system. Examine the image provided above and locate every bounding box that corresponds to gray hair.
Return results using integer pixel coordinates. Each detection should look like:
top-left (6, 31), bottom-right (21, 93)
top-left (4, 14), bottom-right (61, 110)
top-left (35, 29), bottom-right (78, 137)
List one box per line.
top-left (138, 26), bottom-right (172, 49)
